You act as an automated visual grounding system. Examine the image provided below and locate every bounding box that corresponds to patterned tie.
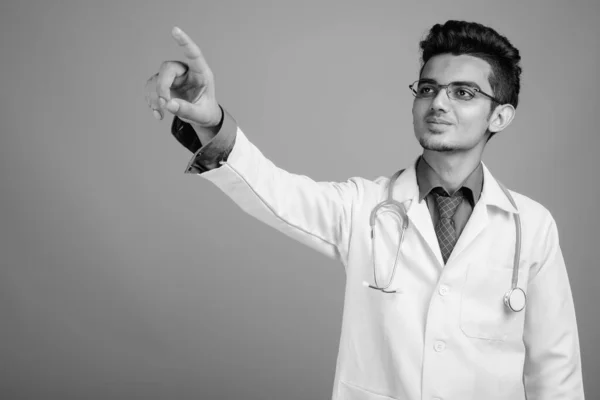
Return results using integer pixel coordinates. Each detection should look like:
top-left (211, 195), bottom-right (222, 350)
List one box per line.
top-left (433, 189), bottom-right (464, 264)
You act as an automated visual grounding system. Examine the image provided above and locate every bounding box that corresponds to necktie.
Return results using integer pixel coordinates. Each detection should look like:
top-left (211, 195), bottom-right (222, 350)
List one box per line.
top-left (433, 189), bottom-right (464, 264)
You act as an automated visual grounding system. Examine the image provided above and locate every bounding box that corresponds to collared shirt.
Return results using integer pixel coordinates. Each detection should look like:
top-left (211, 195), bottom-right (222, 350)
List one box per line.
top-left (416, 156), bottom-right (484, 240)
top-left (172, 111), bottom-right (237, 174)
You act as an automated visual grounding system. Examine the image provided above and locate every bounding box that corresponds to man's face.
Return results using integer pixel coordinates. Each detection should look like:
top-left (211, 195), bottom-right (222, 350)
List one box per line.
top-left (412, 54), bottom-right (496, 152)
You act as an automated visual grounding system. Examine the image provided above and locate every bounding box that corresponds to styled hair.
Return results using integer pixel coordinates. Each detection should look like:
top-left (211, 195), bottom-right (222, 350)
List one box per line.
top-left (419, 20), bottom-right (522, 110)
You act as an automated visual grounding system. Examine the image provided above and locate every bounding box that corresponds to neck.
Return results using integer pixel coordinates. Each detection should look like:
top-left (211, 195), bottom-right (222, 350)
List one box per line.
top-left (421, 149), bottom-right (483, 192)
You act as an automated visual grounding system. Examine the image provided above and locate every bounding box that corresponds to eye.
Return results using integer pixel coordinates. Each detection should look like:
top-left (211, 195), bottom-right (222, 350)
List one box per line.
top-left (417, 84), bottom-right (437, 96)
top-left (452, 85), bottom-right (476, 100)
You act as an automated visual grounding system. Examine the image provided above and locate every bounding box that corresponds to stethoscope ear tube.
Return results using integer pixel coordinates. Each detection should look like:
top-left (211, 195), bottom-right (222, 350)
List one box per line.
top-left (369, 199), bottom-right (407, 292)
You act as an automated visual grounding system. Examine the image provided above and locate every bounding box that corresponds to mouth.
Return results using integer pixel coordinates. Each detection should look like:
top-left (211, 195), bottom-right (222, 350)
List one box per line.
top-left (425, 118), bottom-right (453, 125)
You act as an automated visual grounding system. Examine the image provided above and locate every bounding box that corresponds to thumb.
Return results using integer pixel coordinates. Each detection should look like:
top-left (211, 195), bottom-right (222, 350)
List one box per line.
top-left (165, 98), bottom-right (195, 120)
top-left (165, 97), bottom-right (220, 126)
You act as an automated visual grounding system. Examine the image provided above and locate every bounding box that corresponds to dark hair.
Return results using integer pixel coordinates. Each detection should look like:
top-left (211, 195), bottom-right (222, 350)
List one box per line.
top-left (419, 20), bottom-right (522, 111)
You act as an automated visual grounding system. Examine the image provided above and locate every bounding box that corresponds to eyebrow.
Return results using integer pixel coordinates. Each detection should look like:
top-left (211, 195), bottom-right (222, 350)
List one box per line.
top-left (418, 78), bottom-right (483, 90)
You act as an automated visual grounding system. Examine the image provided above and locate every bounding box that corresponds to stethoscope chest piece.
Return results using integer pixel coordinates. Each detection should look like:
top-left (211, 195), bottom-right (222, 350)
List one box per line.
top-left (504, 287), bottom-right (526, 312)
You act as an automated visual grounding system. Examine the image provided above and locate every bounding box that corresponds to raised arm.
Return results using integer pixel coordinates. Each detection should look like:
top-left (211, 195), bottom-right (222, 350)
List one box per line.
top-left (144, 27), bottom-right (361, 265)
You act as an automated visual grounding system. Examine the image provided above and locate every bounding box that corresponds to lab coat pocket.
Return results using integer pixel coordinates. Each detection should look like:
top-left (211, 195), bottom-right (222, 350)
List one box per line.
top-left (339, 380), bottom-right (399, 400)
top-left (460, 263), bottom-right (527, 341)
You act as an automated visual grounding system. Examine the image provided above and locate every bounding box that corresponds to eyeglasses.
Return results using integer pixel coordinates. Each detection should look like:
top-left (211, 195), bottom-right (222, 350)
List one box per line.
top-left (409, 80), bottom-right (501, 103)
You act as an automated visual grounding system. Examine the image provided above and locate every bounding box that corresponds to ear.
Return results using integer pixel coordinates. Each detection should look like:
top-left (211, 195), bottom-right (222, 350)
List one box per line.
top-left (488, 104), bottom-right (516, 133)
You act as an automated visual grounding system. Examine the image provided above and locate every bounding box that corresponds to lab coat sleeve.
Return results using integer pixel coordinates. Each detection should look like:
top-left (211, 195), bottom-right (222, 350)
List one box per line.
top-left (522, 214), bottom-right (585, 399)
top-left (184, 123), bottom-right (358, 266)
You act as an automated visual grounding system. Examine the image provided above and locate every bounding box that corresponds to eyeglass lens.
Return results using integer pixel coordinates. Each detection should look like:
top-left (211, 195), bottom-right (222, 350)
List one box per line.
top-left (411, 81), bottom-right (478, 101)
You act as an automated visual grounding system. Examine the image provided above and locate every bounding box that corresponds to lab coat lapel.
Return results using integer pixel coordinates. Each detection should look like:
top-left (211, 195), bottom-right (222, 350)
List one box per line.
top-left (391, 160), bottom-right (444, 266)
top-left (447, 196), bottom-right (489, 263)
top-left (408, 199), bottom-right (445, 266)
top-left (447, 163), bottom-right (516, 263)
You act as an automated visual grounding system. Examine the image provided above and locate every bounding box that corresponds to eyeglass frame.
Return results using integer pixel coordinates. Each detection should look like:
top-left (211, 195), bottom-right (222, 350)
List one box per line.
top-left (409, 79), bottom-right (502, 104)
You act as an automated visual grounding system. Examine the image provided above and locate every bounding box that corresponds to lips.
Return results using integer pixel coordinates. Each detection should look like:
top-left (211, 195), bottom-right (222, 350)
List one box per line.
top-left (425, 118), bottom-right (453, 125)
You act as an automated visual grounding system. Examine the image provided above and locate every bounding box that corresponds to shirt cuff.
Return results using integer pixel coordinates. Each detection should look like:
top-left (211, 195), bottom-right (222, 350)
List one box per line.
top-left (170, 107), bottom-right (237, 174)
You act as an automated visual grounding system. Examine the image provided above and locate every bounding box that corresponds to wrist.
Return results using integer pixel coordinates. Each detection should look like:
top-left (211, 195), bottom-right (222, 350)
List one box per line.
top-left (191, 105), bottom-right (224, 141)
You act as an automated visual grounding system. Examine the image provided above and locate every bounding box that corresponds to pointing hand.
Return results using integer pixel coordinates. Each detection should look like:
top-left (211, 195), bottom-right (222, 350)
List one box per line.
top-left (144, 27), bottom-right (222, 128)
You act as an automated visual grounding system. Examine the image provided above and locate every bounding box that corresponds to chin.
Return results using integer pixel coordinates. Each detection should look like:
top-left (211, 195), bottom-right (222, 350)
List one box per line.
top-left (417, 132), bottom-right (461, 152)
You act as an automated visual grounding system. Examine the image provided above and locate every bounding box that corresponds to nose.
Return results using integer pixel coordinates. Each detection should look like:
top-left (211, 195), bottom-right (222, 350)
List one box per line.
top-left (430, 87), bottom-right (451, 112)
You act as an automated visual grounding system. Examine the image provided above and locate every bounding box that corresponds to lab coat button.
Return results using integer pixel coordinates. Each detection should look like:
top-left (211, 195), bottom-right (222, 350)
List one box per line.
top-left (438, 285), bottom-right (450, 296)
top-left (434, 341), bottom-right (446, 352)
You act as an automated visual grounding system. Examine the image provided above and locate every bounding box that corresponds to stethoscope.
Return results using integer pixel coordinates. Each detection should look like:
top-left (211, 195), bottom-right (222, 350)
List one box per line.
top-left (363, 168), bottom-right (527, 313)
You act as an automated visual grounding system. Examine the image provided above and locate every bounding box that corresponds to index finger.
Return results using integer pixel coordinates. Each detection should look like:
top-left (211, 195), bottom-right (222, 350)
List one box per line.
top-left (171, 26), bottom-right (210, 74)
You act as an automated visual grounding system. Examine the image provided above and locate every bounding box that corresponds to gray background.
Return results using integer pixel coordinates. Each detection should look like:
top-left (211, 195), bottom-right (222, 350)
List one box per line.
top-left (1, 0), bottom-right (598, 398)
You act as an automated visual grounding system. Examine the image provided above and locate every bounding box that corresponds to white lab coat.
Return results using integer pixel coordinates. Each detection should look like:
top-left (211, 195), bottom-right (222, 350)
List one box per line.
top-left (189, 127), bottom-right (584, 400)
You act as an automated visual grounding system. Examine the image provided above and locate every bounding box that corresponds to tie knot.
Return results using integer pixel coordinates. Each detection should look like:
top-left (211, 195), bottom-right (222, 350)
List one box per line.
top-left (433, 189), bottom-right (464, 219)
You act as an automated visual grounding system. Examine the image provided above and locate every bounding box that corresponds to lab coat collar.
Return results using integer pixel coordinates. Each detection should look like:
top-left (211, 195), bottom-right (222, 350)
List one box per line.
top-left (390, 159), bottom-right (519, 215)
top-left (480, 162), bottom-right (520, 215)
top-left (389, 158), bottom-right (519, 266)
top-left (390, 158), bottom-right (420, 204)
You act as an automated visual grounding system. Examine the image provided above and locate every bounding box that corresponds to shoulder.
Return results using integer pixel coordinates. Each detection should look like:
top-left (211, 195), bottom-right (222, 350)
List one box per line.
top-left (341, 169), bottom-right (408, 205)
top-left (349, 170), bottom-right (405, 192)
top-left (506, 188), bottom-right (557, 232)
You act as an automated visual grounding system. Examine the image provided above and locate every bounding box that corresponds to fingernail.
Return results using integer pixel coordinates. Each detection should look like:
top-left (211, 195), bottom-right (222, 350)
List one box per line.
top-left (159, 97), bottom-right (166, 107)
top-left (173, 27), bottom-right (181, 36)
top-left (153, 110), bottom-right (162, 120)
top-left (166, 100), bottom-right (179, 113)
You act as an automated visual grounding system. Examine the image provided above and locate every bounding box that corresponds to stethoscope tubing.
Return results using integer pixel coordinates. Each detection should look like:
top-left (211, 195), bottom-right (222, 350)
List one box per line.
top-left (365, 168), bottom-right (526, 312)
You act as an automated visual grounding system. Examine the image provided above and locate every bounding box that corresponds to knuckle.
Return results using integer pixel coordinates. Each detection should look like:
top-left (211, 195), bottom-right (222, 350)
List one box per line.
top-left (178, 61), bottom-right (190, 74)
top-left (156, 74), bottom-right (173, 93)
top-left (159, 60), bottom-right (185, 75)
top-left (147, 91), bottom-right (159, 108)
top-left (159, 60), bottom-right (171, 72)
top-left (156, 82), bottom-right (171, 98)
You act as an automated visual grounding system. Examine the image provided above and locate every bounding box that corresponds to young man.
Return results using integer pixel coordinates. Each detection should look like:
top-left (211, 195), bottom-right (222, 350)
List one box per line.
top-left (144, 20), bottom-right (584, 400)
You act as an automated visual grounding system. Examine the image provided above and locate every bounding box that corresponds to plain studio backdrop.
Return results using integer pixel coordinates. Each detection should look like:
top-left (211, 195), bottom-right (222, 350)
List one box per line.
top-left (0, 0), bottom-right (598, 398)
